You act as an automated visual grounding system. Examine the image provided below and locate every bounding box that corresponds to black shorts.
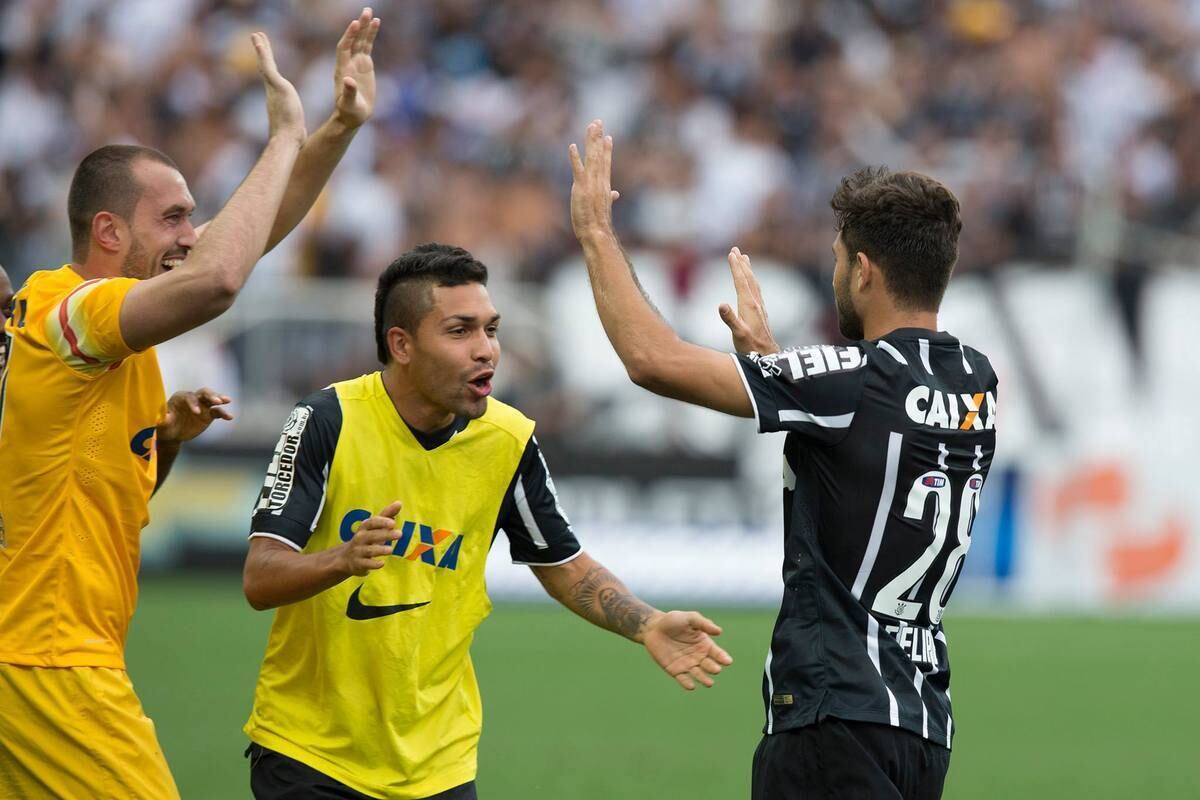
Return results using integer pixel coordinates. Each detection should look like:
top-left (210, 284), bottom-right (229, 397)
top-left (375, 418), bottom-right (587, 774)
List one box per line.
top-left (247, 742), bottom-right (478, 800)
top-left (751, 718), bottom-right (950, 800)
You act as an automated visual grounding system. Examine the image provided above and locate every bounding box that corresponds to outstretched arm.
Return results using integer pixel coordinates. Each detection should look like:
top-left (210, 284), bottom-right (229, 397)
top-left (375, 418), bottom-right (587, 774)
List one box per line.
top-left (568, 121), bottom-right (755, 417)
top-left (531, 552), bottom-right (733, 690)
top-left (263, 7), bottom-right (381, 253)
top-left (119, 32), bottom-right (305, 352)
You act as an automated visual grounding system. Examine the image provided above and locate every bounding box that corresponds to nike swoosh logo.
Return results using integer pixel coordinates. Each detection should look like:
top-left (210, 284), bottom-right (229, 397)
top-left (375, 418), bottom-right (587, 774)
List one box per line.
top-left (345, 586), bottom-right (430, 620)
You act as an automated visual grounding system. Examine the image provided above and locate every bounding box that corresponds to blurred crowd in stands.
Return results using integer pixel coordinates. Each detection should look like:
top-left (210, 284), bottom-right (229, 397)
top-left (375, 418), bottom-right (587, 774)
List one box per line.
top-left (2, 0), bottom-right (1198, 442)
top-left (7, 0), bottom-right (1200, 284)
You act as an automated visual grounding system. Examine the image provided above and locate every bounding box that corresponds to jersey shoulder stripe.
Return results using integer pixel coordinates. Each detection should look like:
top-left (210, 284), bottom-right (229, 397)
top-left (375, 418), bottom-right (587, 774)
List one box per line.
top-left (55, 279), bottom-right (105, 368)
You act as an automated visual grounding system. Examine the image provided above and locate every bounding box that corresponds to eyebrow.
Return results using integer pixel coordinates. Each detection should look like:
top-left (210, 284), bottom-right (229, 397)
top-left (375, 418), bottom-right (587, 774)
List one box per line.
top-left (442, 314), bottom-right (502, 325)
top-left (163, 204), bottom-right (194, 217)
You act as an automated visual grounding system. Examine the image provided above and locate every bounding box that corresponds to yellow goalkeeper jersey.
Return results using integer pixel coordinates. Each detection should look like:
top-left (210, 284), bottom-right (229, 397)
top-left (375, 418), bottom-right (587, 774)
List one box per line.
top-left (0, 265), bottom-right (163, 668)
top-left (244, 373), bottom-right (580, 799)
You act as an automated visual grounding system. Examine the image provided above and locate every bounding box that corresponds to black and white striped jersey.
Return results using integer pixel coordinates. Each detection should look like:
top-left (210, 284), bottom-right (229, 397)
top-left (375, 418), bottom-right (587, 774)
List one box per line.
top-left (731, 328), bottom-right (998, 749)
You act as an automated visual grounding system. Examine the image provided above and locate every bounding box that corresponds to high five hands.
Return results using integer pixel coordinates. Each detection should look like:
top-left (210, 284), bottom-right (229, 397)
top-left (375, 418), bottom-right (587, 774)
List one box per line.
top-left (569, 120), bottom-right (621, 241)
top-left (333, 7), bottom-right (381, 128)
top-left (720, 247), bottom-right (780, 354)
top-left (569, 120), bottom-right (779, 354)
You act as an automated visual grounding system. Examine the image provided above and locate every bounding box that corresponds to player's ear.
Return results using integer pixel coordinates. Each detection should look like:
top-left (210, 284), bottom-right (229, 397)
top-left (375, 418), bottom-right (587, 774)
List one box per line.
top-left (91, 211), bottom-right (126, 256)
top-left (388, 326), bottom-right (412, 365)
top-left (854, 251), bottom-right (872, 292)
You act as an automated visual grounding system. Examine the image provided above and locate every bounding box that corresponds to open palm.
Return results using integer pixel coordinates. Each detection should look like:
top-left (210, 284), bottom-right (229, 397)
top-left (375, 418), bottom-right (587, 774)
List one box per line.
top-left (643, 611), bottom-right (734, 691)
top-left (333, 7), bottom-right (381, 127)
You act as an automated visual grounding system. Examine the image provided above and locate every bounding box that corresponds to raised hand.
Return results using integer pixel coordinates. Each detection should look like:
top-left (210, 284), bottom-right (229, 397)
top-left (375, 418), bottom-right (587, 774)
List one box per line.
top-left (158, 388), bottom-right (234, 445)
top-left (333, 7), bottom-right (381, 128)
top-left (719, 246), bottom-right (780, 354)
top-left (569, 120), bottom-right (621, 241)
top-left (339, 501), bottom-right (402, 576)
top-left (251, 31), bottom-right (306, 144)
top-left (642, 610), bottom-right (734, 691)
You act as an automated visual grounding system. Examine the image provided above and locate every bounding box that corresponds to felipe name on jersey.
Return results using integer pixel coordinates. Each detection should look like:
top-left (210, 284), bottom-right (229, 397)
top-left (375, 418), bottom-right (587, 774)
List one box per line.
top-left (884, 621), bottom-right (941, 671)
top-left (751, 345), bottom-right (866, 381)
top-left (905, 386), bottom-right (997, 431)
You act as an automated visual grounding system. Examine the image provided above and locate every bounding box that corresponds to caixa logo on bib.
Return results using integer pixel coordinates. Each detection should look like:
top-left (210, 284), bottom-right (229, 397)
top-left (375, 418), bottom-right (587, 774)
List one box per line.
top-left (339, 509), bottom-right (464, 571)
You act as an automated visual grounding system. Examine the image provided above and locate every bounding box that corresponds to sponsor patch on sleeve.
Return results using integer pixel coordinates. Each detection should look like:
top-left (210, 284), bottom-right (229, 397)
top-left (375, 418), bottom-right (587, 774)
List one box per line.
top-left (256, 405), bottom-right (312, 514)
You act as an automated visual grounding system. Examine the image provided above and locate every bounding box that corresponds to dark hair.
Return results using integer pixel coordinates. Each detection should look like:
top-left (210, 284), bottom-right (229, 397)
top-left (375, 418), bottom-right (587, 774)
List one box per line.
top-left (373, 243), bottom-right (489, 363)
top-left (68, 145), bottom-right (180, 262)
top-left (830, 166), bottom-right (962, 311)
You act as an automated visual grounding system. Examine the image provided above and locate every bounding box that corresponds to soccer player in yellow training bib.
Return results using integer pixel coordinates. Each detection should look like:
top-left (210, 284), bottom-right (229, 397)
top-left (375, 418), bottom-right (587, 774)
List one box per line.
top-left (0, 11), bottom-right (382, 798)
top-left (0, 265), bottom-right (12, 373)
top-left (241, 243), bottom-right (734, 800)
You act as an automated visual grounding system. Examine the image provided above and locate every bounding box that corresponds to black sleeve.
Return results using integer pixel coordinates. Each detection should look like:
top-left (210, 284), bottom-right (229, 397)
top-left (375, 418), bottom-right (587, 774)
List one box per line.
top-left (249, 388), bottom-right (342, 550)
top-left (495, 436), bottom-right (582, 565)
top-left (732, 345), bottom-right (868, 444)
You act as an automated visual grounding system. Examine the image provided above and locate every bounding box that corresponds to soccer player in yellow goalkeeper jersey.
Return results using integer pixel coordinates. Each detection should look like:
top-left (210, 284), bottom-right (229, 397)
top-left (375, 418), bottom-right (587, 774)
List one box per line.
top-left (0, 11), bottom-right (382, 798)
top-left (242, 243), bottom-right (734, 800)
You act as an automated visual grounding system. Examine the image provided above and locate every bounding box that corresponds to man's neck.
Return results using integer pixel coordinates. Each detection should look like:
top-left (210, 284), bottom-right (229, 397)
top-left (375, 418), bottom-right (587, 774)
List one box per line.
top-left (70, 258), bottom-right (119, 281)
top-left (862, 310), bottom-right (939, 341)
top-left (380, 366), bottom-right (454, 433)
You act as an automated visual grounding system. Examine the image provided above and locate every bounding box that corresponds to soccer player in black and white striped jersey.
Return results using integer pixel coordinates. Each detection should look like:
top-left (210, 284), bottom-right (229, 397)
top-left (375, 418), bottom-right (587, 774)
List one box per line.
top-left (569, 121), bottom-right (997, 800)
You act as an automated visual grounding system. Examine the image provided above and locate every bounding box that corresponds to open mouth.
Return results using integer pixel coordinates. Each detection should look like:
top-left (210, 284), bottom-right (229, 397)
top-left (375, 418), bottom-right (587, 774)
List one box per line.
top-left (467, 371), bottom-right (494, 399)
top-left (161, 256), bottom-right (186, 273)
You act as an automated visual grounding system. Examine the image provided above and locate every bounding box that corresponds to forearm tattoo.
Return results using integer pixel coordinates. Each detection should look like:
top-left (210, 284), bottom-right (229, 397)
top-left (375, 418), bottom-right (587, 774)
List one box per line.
top-left (562, 565), bottom-right (655, 640)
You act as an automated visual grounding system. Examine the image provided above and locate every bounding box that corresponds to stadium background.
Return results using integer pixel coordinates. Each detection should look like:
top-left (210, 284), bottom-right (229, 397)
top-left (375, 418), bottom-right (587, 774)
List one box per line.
top-left (2, 0), bottom-right (1198, 797)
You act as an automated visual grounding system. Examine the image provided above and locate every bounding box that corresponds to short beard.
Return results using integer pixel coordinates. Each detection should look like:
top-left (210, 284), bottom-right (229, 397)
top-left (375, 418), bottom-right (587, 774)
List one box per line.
top-left (834, 273), bottom-right (864, 340)
top-left (121, 237), bottom-right (150, 279)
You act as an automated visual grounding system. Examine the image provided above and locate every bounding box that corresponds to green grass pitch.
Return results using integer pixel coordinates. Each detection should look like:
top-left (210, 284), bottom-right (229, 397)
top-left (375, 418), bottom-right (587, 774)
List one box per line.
top-left (126, 576), bottom-right (1199, 799)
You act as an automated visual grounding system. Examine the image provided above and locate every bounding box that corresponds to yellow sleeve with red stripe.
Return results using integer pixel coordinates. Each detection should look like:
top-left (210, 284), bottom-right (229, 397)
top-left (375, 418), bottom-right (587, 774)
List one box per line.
top-left (43, 278), bottom-right (139, 375)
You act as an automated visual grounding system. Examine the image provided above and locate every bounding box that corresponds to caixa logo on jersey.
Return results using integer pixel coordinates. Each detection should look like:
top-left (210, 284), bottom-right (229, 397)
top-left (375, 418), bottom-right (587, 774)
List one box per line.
top-left (905, 386), bottom-right (997, 431)
top-left (339, 510), bottom-right (464, 571)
